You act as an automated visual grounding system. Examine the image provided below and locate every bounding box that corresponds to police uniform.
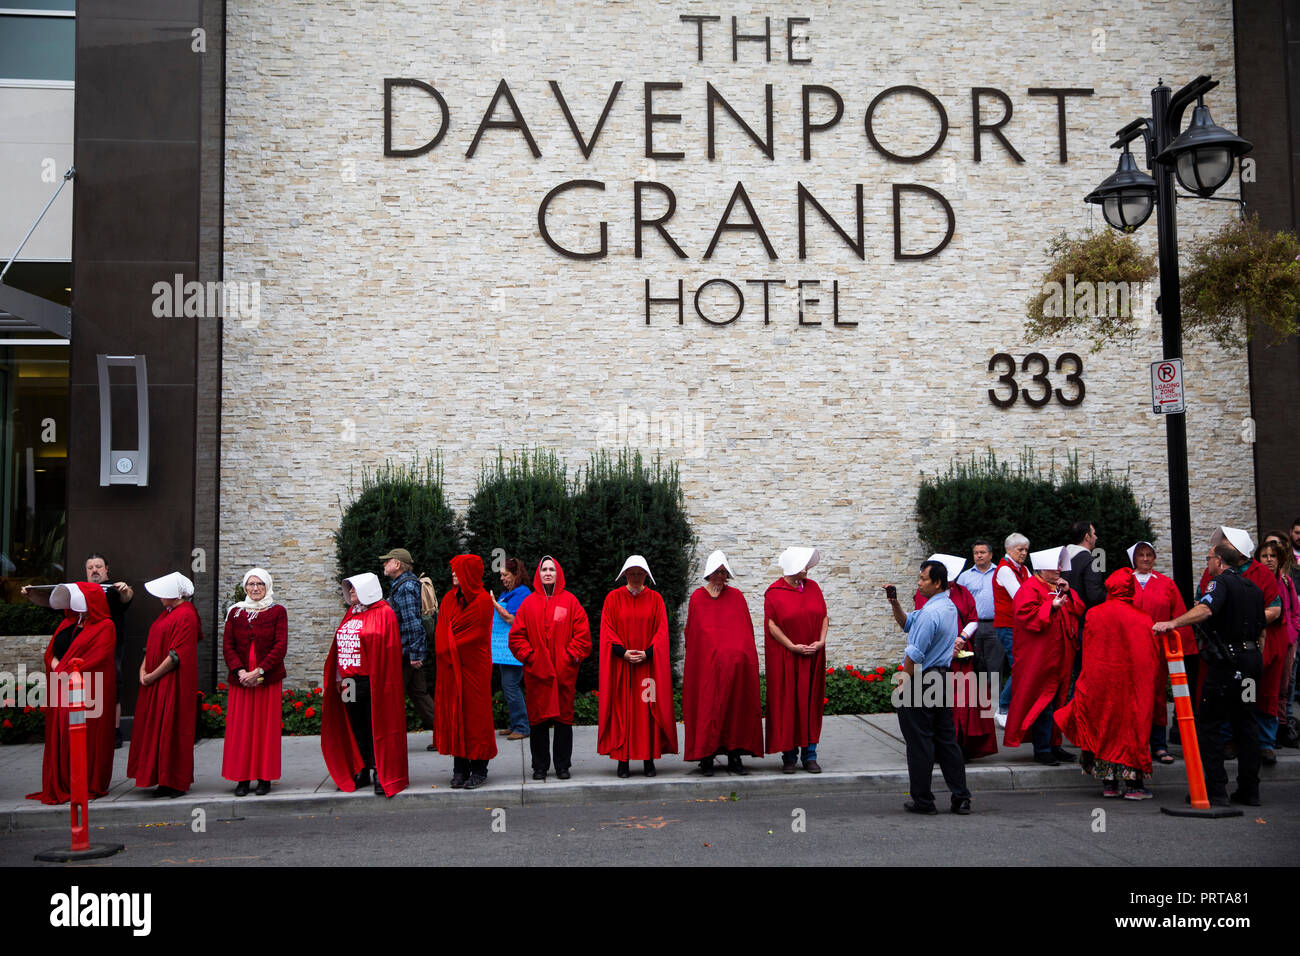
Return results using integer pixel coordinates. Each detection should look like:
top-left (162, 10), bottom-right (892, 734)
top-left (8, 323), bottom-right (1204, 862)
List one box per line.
top-left (1195, 569), bottom-right (1266, 804)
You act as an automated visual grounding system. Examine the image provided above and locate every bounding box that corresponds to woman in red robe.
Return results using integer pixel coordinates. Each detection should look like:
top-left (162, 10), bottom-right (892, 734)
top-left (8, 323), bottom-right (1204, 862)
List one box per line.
top-left (1054, 568), bottom-right (1162, 798)
top-left (26, 582), bottom-right (117, 805)
top-left (221, 567), bottom-right (287, 796)
top-left (127, 572), bottom-right (201, 797)
top-left (321, 572), bottom-right (409, 797)
top-left (508, 555), bottom-right (590, 781)
top-left (434, 554), bottom-right (497, 789)
top-left (598, 555), bottom-right (678, 777)
top-left (1128, 541), bottom-right (1193, 764)
top-left (764, 546), bottom-right (828, 773)
top-left (683, 551), bottom-right (763, 775)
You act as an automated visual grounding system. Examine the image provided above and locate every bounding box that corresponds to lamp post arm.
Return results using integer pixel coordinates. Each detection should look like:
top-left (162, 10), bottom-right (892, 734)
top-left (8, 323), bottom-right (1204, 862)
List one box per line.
top-left (1165, 75), bottom-right (1216, 137)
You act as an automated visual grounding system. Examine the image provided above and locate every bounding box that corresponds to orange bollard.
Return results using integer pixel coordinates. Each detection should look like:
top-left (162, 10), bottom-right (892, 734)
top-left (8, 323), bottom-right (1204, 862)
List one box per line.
top-left (65, 660), bottom-right (90, 852)
top-left (1158, 630), bottom-right (1241, 819)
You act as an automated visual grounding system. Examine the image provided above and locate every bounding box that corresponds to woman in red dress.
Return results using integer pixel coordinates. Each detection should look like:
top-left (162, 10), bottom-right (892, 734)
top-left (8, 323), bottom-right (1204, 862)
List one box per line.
top-left (26, 582), bottom-right (117, 804)
top-left (764, 546), bottom-right (828, 773)
top-left (221, 567), bottom-right (287, 796)
top-left (598, 555), bottom-right (678, 777)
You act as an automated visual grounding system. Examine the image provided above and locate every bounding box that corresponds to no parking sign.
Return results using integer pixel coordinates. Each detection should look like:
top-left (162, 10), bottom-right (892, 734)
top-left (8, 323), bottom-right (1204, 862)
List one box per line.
top-left (1150, 358), bottom-right (1185, 414)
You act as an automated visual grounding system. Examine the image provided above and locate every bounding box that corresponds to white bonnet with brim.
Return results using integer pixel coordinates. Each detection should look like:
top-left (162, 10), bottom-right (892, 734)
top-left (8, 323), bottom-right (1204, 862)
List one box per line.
top-left (703, 550), bottom-right (735, 579)
top-left (145, 571), bottom-right (194, 600)
top-left (1210, 526), bottom-right (1254, 558)
top-left (616, 555), bottom-right (656, 584)
top-left (1029, 546), bottom-right (1068, 572)
top-left (778, 546), bottom-right (820, 577)
top-left (927, 554), bottom-right (966, 583)
top-left (49, 583), bottom-right (87, 613)
top-left (1127, 541), bottom-right (1155, 566)
top-left (344, 572), bottom-right (384, 606)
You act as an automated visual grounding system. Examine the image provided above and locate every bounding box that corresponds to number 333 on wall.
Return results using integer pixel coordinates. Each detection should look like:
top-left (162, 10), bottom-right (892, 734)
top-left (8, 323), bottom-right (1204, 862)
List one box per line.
top-left (987, 352), bottom-right (1084, 408)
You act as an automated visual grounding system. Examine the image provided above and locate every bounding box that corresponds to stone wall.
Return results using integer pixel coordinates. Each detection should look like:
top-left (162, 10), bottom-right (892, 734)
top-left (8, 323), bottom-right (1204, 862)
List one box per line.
top-left (222, 0), bottom-right (1251, 687)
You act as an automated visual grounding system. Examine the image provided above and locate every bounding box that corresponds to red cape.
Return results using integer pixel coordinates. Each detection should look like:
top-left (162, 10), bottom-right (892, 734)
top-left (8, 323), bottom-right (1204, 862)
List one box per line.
top-left (763, 577), bottom-right (827, 754)
top-left (1054, 587), bottom-right (1161, 774)
top-left (321, 600), bottom-right (410, 796)
top-left (916, 585), bottom-right (997, 759)
top-left (682, 584), bottom-right (763, 760)
top-left (598, 584), bottom-right (678, 759)
top-left (1132, 572), bottom-right (1193, 725)
top-left (1003, 577), bottom-right (1082, 749)
top-left (126, 600), bottom-right (200, 791)
top-left (27, 583), bottom-right (117, 804)
top-left (433, 554), bottom-right (498, 761)
top-left (1244, 561), bottom-right (1286, 718)
top-left (507, 557), bottom-right (591, 726)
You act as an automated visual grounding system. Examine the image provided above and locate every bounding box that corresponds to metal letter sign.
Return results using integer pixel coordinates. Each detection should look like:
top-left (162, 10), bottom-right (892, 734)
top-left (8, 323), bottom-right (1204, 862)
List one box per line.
top-left (1150, 358), bottom-right (1185, 415)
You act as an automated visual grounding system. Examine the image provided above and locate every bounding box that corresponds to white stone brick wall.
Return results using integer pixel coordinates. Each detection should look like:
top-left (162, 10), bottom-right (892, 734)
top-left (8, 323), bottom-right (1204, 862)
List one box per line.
top-left (222, 0), bottom-right (1251, 687)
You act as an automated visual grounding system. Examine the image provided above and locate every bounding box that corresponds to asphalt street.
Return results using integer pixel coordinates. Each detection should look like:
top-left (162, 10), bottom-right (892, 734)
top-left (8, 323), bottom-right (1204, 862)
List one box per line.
top-left (5, 785), bottom-right (1296, 867)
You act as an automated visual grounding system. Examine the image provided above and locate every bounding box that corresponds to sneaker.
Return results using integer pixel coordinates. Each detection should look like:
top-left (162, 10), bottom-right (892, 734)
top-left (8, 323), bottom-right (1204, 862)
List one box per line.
top-left (1033, 753), bottom-right (1060, 767)
top-left (904, 800), bottom-right (938, 815)
top-left (950, 798), bottom-right (972, 815)
top-left (449, 773), bottom-right (468, 789)
top-left (1050, 747), bottom-right (1077, 763)
top-left (994, 712), bottom-right (1008, 729)
top-left (464, 773), bottom-right (488, 789)
top-left (1102, 781), bottom-right (1120, 798)
top-left (1123, 787), bottom-right (1154, 800)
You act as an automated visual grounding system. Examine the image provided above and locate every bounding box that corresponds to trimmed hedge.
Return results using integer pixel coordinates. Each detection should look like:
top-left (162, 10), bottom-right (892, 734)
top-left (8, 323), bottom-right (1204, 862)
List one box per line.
top-left (916, 451), bottom-right (1153, 570)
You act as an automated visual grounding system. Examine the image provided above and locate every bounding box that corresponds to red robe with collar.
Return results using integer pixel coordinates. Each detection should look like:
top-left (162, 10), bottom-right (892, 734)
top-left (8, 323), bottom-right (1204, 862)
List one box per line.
top-left (598, 585), bottom-right (678, 760)
top-left (321, 599), bottom-right (409, 797)
top-left (508, 557), bottom-right (591, 726)
top-left (1244, 560), bottom-right (1285, 719)
top-left (1003, 577), bottom-right (1083, 749)
top-left (1132, 571), bottom-right (1193, 726)
top-left (26, 583), bottom-right (118, 804)
top-left (683, 584), bottom-right (764, 761)
top-left (763, 577), bottom-right (827, 754)
top-left (127, 600), bottom-right (201, 791)
top-left (434, 554), bottom-right (498, 761)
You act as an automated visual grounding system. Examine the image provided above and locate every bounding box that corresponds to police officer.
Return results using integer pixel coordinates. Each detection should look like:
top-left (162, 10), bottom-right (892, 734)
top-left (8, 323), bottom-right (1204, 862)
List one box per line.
top-left (1154, 540), bottom-right (1266, 807)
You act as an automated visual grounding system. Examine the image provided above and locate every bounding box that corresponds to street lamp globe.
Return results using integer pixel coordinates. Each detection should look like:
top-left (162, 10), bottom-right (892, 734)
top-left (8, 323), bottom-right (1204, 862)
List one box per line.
top-left (1155, 102), bottom-right (1252, 197)
top-left (1085, 148), bottom-right (1156, 232)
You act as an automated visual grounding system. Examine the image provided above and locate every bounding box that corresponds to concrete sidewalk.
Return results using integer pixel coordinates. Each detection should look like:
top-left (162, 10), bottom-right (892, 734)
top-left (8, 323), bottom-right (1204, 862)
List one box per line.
top-left (4, 714), bottom-right (1298, 833)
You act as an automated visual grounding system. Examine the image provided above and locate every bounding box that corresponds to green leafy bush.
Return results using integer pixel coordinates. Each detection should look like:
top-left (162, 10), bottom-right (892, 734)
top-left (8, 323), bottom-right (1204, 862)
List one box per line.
top-left (0, 602), bottom-right (63, 636)
top-left (916, 451), bottom-right (1153, 569)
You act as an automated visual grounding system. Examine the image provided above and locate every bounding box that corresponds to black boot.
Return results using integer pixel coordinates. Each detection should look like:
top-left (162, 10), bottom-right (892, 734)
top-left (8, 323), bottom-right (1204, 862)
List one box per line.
top-left (234, 780), bottom-right (250, 797)
top-left (643, 760), bottom-right (657, 777)
top-left (616, 760), bottom-right (630, 778)
top-left (353, 767), bottom-right (371, 789)
top-left (254, 779), bottom-right (271, 796)
top-left (699, 757), bottom-right (715, 777)
top-left (727, 752), bottom-right (749, 776)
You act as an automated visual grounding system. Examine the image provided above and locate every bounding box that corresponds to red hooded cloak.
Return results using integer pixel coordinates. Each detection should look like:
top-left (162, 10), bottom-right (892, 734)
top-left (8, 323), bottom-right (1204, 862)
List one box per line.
top-left (1243, 560), bottom-right (1285, 719)
top-left (434, 554), bottom-right (498, 761)
top-left (507, 556), bottom-right (591, 726)
top-left (682, 583), bottom-right (764, 761)
top-left (1132, 571), bottom-right (1193, 726)
top-left (321, 598), bottom-right (409, 797)
top-left (598, 584), bottom-right (678, 760)
top-left (1003, 575), bottom-right (1083, 749)
top-left (127, 599), bottom-right (201, 791)
top-left (27, 583), bottom-right (118, 804)
top-left (763, 576), bottom-right (827, 754)
top-left (1054, 569), bottom-right (1161, 774)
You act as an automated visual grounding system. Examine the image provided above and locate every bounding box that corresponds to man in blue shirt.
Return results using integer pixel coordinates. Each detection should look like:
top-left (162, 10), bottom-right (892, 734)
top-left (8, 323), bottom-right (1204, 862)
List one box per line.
top-left (886, 559), bottom-right (972, 815)
top-left (956, 540), bottom-right (999, 692)
top-left (381, 548), bottom-right (437, 749)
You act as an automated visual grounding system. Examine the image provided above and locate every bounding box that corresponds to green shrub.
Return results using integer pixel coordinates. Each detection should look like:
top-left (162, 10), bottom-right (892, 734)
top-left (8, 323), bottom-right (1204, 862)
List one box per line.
top-left (916, 451), bottom-right (1153, 570)
top-left (334, 456), bottom-right (463, 602)
top-left (0, 601), bottom-right (63, 636)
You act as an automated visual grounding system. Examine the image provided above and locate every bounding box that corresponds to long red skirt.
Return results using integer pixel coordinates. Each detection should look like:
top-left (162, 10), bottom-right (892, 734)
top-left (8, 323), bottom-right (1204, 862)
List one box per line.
top-left (222, 662), bottom-right (282, 782)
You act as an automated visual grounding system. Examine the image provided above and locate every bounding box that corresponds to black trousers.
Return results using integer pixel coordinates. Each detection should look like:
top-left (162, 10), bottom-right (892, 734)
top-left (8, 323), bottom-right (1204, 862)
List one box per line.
top-left (403, 659), bottom-right (438, 730)
top-left (530, 720), bottom-right (574, 773)
top-left (1196, 650), bottom-right (1263, 800)
top-left (453, 756), bottom-right (489, 776)
top-left (897, 679), bottom-right (970, 808)
top-left (343, 675), bottom-right (374, 768)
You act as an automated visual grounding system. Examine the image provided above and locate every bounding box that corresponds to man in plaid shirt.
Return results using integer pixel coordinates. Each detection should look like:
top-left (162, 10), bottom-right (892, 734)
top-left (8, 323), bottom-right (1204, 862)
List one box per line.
top-left (381, 548), bottom-right (437, 748)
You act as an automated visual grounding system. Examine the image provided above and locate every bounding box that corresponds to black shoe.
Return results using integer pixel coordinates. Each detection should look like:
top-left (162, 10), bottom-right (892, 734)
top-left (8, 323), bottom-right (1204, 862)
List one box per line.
top-left (234, 780), bottom-right (250, 797)
top-left (904, 800), bottom-right (938, 815)
top-left (951, 798), bottom-right (972, 815)
top-left (1260, 748), bottom-right (1277, 767)
top-left (464, 773), bottom-right (488, 789)
top-left (255, 779), bottom-right (271, 796)
top-left (616, 761), bottom-right (630, 778)
top-left (1051, 747), bottom-right (1077, 763)
top-left (1229, 791), bottom-right (1261, 807)
top-left (450, 773), bottom-right (468, 789)
top-left (782, 761), bottom-right (798, 774)
top-left (532, 770), bottom-right (547, 781)
top-left (352, 768), bottom-right (371, 788)
top-left (643, 760), bottom-right (657, 777)
top-left (726, 755), bottom-right (749, 776)
top-left (151, 785), bottom-right (184, 799)
top-left (114, 730), bottom-right (124, 750)
top-left (699, 757), bottom-right (715, 777)
top-left (1033, 753), bottom-right (1060, 766)
top-left (803, 759), bottom-right (822, 774)
top-left (426, 744), bottom-right (437, 752)
top-left (1187, 793), bottom-right (1232, 808)
top-left (374, 776), bottom-right (385, 795)
top-left (1224, 741), bottom-right (1237, 760)
top-left (556, 768), bottom-right (571, 779)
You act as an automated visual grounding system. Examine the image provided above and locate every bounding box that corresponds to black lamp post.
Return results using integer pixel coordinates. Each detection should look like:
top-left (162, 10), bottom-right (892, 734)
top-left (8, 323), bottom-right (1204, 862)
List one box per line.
top-left (1084, 76), bottom-right (1251, 604)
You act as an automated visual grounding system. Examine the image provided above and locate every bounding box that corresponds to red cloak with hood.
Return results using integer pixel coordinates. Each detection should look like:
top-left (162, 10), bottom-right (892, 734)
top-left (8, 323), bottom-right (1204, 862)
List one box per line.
top-left (1243, 560), bottom-right (1285, 719)
top-left (1132, 571), bottom-right (1193, 726)
top-left (598, 583), bottom-right (678, 760)
top-left (763, 576), bottom-right (827, 754)
top-left (1054, 569), bottom-right (1161, 774)
top-left (321, 593), bottom-right (409, 797)
top-left (1003, 575), bottom-right (1083, 749)
top-left (127, 599), bottom-right (201, 791)
top-left (27, 583), bottom-right (117, 804)
top-left (683, 583), bottom-right (763, 760)
top-left (507, 556), bottom-right (591, 726)
top-left (434, 554), bottom-right (498, 761)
